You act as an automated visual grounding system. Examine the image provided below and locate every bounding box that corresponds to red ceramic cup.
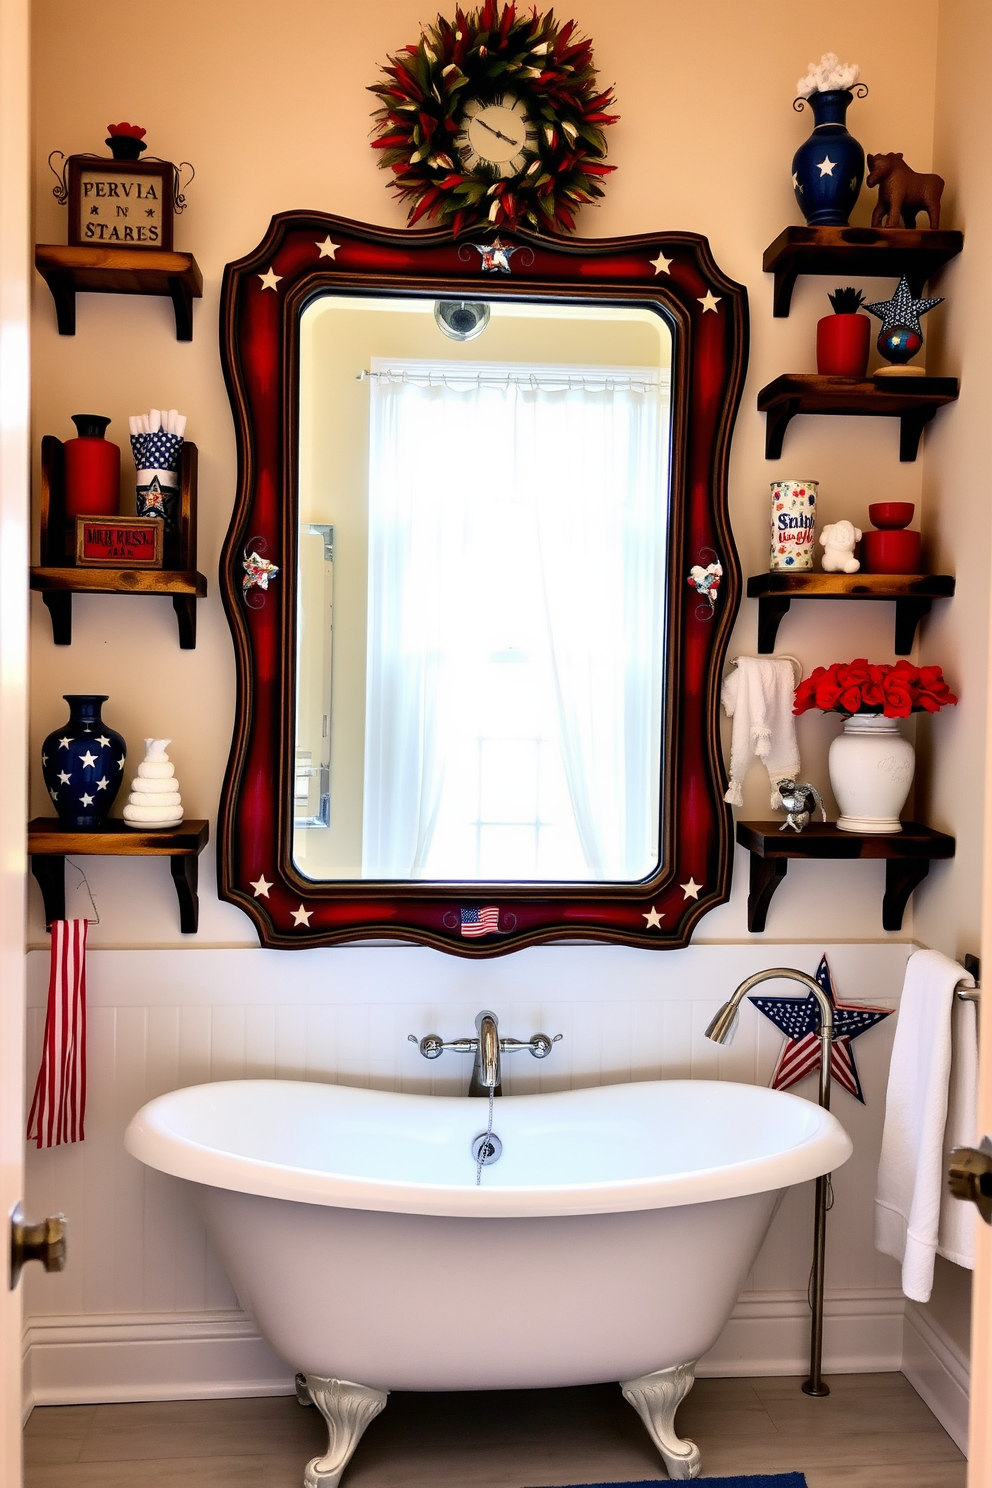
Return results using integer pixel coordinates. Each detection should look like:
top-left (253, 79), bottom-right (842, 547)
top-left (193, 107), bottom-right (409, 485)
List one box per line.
top-left (861, 528), bottom-right (922, 574)
top-left (867, 502), bottom-right (915, 530)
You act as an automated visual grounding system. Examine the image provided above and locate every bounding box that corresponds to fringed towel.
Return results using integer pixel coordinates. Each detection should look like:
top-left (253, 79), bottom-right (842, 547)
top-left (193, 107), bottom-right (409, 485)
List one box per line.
top-left (27, 919), bottom-right (88, 1147)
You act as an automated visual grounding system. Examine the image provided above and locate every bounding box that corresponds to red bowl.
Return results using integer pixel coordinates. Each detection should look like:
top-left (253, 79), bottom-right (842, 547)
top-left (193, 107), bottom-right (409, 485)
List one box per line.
top-left (868, 502), bottom-right (915, 530)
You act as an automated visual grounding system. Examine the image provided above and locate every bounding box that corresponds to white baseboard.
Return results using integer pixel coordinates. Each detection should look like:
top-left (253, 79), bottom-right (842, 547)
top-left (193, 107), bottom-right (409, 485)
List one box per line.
top-left (23, 1310), bottom-right (295, 1413)
top-left (902, 1300), bottom-right (971, 1455)
top-left (699, 1287), bottom-right (905, 1377)
top-left (22, 1288), bottom-right (905, 1413)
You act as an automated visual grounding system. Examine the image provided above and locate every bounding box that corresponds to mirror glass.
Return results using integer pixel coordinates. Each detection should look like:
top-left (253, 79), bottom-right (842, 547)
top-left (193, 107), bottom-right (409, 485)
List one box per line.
top-left (295, 292), bottom-right (673, 884)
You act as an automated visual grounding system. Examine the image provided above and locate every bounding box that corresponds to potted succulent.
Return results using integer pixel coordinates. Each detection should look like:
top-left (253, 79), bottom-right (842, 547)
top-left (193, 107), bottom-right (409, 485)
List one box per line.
top-left (816, 286), bottom-right (871, 377)
top-left (793, 659), bottom-right (957, 834)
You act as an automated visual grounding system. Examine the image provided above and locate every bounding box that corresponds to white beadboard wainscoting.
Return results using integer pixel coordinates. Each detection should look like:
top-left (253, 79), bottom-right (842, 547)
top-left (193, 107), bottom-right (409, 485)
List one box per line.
top-left (23, 941), bottom-right (913, 1412)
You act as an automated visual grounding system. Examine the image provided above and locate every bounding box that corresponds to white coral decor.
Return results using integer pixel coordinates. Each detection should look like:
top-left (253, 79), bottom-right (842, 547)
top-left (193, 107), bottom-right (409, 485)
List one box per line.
top-left (123, 738), bottom-right (184, 830)
top-left (797, 52), bottom-right (860, 98)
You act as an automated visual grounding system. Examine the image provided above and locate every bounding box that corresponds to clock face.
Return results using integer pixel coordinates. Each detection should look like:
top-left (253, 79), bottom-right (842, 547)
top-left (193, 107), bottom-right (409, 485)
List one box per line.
top-left (456, 94), bottom-right (537, 178)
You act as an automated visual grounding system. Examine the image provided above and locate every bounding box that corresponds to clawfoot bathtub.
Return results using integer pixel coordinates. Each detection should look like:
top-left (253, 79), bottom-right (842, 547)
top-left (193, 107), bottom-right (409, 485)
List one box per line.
top-left (126, 1078), bottom-right (851, 1484)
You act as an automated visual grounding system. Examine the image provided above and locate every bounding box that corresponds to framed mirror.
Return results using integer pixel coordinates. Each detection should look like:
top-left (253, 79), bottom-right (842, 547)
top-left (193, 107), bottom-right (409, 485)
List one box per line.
top-left (218, 213), bottom-right (747, 953)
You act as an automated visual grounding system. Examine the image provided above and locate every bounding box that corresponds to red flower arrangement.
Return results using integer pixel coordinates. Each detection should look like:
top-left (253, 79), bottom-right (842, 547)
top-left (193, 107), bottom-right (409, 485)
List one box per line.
top-left (793, 658), bottom-right (958, 719)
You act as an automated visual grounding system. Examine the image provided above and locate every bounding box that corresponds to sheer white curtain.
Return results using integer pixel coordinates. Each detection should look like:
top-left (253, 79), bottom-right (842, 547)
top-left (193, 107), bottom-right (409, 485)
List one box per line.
top-left (363, 362), bottom-right (668, 880)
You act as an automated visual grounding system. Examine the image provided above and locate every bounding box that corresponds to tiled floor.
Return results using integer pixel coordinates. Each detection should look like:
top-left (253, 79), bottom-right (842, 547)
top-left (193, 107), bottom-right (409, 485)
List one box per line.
top-left (23, 1372), bottom-right (966, 1488)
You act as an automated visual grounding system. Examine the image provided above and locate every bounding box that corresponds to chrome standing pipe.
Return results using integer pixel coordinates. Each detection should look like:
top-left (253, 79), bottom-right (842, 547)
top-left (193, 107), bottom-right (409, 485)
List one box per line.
top-left (705, 966), bottom-right (835, 1398)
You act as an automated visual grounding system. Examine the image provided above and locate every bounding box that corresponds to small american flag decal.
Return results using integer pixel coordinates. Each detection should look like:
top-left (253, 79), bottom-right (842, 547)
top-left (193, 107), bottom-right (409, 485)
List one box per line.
top-left (460, 906), bottom-right (500, 937)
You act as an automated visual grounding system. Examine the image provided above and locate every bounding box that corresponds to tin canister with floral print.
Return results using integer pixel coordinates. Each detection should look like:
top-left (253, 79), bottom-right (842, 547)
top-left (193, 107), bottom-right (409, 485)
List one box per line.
top-left (770, 479), bottom-right (817, 569)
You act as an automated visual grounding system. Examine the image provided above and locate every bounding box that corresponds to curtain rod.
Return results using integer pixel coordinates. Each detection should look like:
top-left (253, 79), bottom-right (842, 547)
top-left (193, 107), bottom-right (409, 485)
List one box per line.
top-left (356, 368), bottom-right (664, 392)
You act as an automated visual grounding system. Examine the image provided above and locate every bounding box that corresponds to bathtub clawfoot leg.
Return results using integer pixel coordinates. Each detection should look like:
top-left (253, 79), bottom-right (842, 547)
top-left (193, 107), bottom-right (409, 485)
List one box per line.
top-left (620, 1362), bottom-right (701, 1481)
top-left (302, 1376), bottom-right (388, 1488)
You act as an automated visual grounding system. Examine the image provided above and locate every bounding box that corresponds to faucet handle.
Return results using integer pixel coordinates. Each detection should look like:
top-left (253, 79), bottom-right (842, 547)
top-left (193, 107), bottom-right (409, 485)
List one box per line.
top-left (408, 1033), bottom-right (478, 1060)
top-left (498, 1032), bottom-right (563, 1059)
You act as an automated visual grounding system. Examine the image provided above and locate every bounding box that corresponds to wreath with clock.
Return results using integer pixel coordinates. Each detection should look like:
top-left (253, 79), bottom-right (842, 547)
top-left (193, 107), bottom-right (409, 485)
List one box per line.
top-left (369, 1), bottom-right (618, 234)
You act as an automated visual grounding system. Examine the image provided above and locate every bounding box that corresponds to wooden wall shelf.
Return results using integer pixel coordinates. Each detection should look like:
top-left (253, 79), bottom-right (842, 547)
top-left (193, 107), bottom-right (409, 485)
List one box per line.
top-left (31, 437), bottom-right (207, 647)
top-left (28, 817), bottom-right (209, 934)
top-left (746, 572), bottom-right (955, 655)
top-left (34, 245), bottom-right (203, 341)
top-left (763, 226), bottom-right (964, 317)
top-left (757, 375), bottom-right (959, 461)
top-left (736, 820), bottom-right (954, 933)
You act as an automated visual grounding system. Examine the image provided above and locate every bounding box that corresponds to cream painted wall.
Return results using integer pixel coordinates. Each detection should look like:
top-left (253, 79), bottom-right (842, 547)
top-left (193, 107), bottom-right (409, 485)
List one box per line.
top-left (30, 0), bottom-right (945, 946)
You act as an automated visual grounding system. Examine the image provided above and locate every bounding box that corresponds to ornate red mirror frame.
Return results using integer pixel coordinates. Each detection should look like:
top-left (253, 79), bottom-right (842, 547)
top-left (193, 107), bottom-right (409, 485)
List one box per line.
top-left (218, 212), bottom-right (747, 954)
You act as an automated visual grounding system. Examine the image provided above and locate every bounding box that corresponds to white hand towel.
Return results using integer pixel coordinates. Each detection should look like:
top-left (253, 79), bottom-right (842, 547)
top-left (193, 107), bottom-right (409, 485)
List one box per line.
top-left (874, 949), bottom-right (977, 1301)
top-left (721, 656), bottom-right (800, 808)
top-left (938, 993), bottom-right (979, 1270)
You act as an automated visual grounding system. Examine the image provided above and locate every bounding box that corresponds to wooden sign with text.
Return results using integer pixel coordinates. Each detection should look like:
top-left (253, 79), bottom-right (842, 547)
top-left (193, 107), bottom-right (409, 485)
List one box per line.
top-left (75, 516), bottom-right (163, 568)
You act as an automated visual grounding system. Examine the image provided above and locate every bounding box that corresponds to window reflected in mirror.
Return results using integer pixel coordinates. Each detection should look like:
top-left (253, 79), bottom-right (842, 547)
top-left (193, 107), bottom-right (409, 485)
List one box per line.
top-left (295, 295), bottom-right (673, 884)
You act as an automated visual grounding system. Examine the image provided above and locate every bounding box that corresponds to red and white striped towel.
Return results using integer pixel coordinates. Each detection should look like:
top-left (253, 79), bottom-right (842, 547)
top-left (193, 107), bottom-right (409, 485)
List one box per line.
top-left (27, 919), bottom-right (88, 1147)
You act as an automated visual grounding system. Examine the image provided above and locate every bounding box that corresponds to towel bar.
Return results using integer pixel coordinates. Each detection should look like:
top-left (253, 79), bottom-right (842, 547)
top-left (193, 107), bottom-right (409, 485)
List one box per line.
top-left (956, 952), bottom-right (980, 1002)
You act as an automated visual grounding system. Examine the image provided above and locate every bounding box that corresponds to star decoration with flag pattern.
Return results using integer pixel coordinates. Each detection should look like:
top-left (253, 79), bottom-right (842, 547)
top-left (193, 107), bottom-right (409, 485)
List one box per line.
top-left (243, 549), bottom-right (280, 596)
top-left (471, 238), bottom-right (517, 274)
top-left (748, 954), bottom-right (892, 1104)
top-left (864, 276), bottom-right (943, 338)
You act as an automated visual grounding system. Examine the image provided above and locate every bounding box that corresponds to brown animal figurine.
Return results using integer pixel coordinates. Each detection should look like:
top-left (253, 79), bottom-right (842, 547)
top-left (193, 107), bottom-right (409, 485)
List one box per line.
top-left (867, 152), bottom-right (944, 229)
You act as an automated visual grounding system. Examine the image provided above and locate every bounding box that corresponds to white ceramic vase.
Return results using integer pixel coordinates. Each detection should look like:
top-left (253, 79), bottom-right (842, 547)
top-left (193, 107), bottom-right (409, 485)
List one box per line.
top-left (828, 712), bottom-right (915, 834)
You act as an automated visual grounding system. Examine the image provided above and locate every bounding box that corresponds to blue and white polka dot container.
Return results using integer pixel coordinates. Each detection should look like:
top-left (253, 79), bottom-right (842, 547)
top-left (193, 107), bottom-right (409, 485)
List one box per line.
top-left (770, 480), bottom-right (817, 569)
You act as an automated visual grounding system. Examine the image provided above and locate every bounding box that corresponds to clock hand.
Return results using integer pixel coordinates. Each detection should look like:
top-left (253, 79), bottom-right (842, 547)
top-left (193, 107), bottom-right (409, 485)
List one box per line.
top-left (476, 118), bottom-right (520, 146)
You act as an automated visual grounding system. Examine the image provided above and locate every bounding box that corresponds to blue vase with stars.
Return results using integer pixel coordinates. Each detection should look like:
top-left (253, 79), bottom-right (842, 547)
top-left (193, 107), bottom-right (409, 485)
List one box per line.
top-left (792, 88), bottom-right (865, 226)
top-left (41, 695), bottom-right (127, 830)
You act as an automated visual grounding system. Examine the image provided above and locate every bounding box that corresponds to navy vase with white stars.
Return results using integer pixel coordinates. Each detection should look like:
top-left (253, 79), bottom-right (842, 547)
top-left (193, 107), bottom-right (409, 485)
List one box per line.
top-left (41, 695), bottom-right (126, 830)
top-left (792, 89), bottom-right (865, 227)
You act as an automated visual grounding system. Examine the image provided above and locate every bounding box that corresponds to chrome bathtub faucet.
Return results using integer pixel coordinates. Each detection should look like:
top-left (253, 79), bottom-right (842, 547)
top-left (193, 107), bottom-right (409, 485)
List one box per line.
top-left (408, 1009), bottom-right (562, 1096)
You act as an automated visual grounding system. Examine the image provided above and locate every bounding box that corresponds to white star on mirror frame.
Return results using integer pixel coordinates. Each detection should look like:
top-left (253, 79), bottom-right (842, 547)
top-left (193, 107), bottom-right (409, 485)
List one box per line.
top-left (250, 875), bottom-right (272, 899)
top-left (642, 905), bottom-right (664, 929)
top-left (697, 291), bottom-right (721, 313)
top-left (258, 267), bottom-right (282, 291)
top-left (316, 237), bottom-right (340, 260)
top-left (292, 904), bottom-right (313, 926)
top-left (680, 878), bottom-right (702, 900)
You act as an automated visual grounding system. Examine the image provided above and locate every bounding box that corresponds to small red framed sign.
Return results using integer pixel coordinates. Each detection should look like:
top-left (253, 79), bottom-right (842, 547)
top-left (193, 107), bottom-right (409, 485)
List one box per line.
top-left (76, 516), bottom-right (163, 568)
top-left (67, 156), bottom-right (175, 251)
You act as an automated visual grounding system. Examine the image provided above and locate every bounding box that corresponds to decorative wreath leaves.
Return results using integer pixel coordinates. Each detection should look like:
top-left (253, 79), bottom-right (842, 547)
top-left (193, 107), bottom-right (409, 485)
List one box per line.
top-left (369, 1), bottom-right (618, 235)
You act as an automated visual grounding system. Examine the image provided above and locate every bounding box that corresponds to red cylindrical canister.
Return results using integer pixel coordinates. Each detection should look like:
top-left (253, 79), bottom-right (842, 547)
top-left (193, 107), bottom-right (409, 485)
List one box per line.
top-left (64, 415), bottom-right (120, 517)
top-left (861, 529), bottom-right (923, 574)
top-left (816, 314), bottom-right (871, 378)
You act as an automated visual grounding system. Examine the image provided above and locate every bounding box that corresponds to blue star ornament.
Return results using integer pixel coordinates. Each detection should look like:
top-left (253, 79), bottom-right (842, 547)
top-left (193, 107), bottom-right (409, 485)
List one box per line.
top-left (864, 275), bottom-right (942, 338)
top-left (749, 955), bottom-right (891, 1103)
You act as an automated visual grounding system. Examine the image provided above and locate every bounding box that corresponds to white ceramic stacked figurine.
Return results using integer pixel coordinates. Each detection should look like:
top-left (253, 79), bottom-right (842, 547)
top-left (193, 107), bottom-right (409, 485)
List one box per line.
top-left (123, 739), bottom-right (183, 830)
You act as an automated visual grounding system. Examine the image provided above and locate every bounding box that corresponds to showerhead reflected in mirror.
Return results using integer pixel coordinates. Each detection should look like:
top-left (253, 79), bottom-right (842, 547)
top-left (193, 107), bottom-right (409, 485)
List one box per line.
top-left (434, 299), bottom-right (491, 341)
top-left (295, 293), bottom-right (673, 885)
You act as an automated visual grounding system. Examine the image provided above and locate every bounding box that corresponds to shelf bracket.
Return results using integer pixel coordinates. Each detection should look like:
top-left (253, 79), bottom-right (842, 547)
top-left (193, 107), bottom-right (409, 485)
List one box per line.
top-left (883, 859), bottom-right (931, 932)
top-left (30, 850), bottom-right (200, 933)
top-left (764, 398), bottom-right (799, 460)
top-left (167, 275), bottom-right (195, 342)
top-left (899, 407), bottom-right (937, 462)
top-left (30, 855), bottom-right (66, 929)
top-left (170, 855), bottom-right (200, 933)
top-left (746, 854), bottom-right (789, 933)
top-left (172, 595), bottom-right (198, 649)
top-left (48, 272), bottom-right (76, 336)
top-left (772, 268), bottom-right (799, 319)
top-left (42, 591), bottom-right (72, 645)
top-left (756, 596), bottom-right (792, 654)
top-left (894, 597), bottom-right (933, 655)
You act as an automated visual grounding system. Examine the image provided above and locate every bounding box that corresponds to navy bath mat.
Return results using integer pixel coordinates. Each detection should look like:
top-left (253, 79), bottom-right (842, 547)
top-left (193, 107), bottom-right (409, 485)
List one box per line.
top-left (538, 1477), bottom-right (808, 1487)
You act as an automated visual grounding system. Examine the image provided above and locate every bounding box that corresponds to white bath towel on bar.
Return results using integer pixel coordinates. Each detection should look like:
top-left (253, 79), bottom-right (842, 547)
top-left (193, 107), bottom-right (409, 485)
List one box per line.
top-left (874, 948), bottom-right (977, 1301)
top-left (721, 656), bottom-right (800, 808)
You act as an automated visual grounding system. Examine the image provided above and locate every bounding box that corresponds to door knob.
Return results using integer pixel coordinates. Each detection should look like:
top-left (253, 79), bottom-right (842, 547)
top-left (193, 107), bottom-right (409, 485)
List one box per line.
top-left (948, 1136), bottom-right (992, 1224)
top-left (9, 1203), bottom-right (67, 1289)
